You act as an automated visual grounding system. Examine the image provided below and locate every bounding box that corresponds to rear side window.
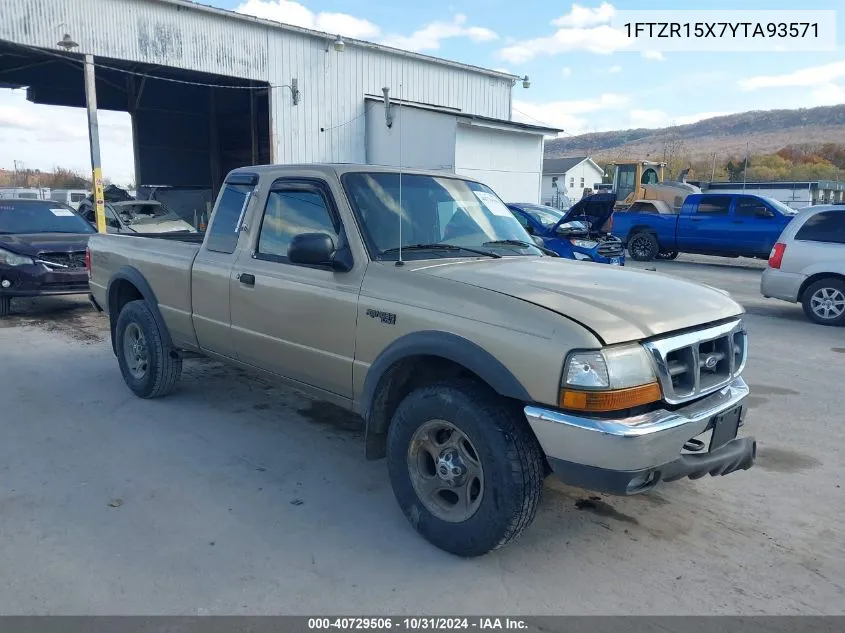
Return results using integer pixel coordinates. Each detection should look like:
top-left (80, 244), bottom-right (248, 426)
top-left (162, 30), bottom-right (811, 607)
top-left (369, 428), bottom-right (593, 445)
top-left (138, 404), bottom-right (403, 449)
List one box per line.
top-left (795, 211), bottom-right (845, 244)
top-left (696, 197), bottom-right (731, 215)
top-left (205, 181), bottom-right (254, 254)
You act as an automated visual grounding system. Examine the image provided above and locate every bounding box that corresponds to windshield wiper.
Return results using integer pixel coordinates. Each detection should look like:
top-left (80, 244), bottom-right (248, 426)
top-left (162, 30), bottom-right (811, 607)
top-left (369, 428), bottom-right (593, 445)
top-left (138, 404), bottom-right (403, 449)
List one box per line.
top-left (379, 243), bottom-right (501, 259)
top-left (483, 239), bottom-right (536, 249)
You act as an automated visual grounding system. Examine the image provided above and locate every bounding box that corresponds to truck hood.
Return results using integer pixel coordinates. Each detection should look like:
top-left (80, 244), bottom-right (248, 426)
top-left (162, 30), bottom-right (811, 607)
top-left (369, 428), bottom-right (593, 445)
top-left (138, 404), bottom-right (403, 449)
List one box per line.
top-left (412, 257), bottom-right (744, 344)
top-left (0, 232), bottom-right (92, 256)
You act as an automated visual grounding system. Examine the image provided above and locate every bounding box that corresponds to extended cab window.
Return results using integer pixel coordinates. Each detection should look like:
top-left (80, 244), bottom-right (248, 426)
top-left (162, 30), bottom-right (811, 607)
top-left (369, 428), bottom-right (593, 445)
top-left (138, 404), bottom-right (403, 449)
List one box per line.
top-left (257, 186), bottom-right (339, 262)
top-left (696, 197), bottom-right (731, 215)
top-left (205, 181), bottom-right (254, 254)
top-left (795, 211), bottom-right (845, 244)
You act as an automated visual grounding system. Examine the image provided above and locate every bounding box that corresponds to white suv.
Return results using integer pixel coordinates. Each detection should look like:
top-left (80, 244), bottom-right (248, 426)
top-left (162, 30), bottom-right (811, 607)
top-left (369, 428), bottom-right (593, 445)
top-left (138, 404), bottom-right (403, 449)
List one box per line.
top-left (761, 205), bottom-right (845, 326)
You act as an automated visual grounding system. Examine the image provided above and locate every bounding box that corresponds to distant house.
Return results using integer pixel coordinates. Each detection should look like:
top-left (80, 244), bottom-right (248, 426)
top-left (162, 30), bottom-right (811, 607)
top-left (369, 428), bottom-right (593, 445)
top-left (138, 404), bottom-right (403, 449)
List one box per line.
top-left (542, 157), bottom-right (605, 207)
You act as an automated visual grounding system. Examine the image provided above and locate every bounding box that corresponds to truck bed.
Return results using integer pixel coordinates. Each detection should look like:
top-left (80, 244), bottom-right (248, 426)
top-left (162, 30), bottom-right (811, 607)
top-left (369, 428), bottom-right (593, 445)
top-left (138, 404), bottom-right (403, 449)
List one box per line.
top-left (88, 233), bottom-right (202, 350)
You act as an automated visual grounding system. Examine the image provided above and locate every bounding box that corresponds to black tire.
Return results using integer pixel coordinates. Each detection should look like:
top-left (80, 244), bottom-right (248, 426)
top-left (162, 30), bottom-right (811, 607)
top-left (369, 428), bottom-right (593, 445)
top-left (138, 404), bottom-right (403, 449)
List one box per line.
top-left (657, 250), bottom-right (679, 260)
top-left (115, 299), bottom-right (182, 398)
top-left (801, 278), bottom-right (845, 326)
top-left (0, 296), bottom-right (10, 317)
top-left (386, 379), bottom-right (545, 557)
top-left (627, 232), bottom-right (659, 261)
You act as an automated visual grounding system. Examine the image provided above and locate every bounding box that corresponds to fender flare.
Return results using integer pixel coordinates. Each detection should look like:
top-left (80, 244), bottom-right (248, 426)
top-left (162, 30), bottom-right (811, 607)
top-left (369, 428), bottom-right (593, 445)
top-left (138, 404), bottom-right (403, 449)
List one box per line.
top-left (106, 266), bottom-right (174, 355)
top-left (360, 331), bottom-right (532, 458)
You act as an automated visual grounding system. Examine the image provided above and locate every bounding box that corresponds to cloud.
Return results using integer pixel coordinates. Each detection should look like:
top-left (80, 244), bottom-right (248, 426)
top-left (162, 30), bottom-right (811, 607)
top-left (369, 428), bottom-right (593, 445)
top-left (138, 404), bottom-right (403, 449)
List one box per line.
top-left (238, 2), bottom-right (498, 53)
top-left (641, 51), bottom-right (665, 61)
top-left (0, 89), bottom-right (134, 185)
top-left (513, 93), bottom-right (630, 134)
top-left (562, 67), bottom-right (572, 77)
top-left (236, 0), bottom-right (380, 38)
top-left (810, 83), bottom-right (845, 106)
top-left (608, 65), bottom-right (622, 74)
top-left (738, 61), bottom-right (845, 91)
top-left (499, 3), bottom-right (629, 63)
top-left (380, 14), bottom-right (498, 52)
top-left (551, 2), bottom-right (616, 28)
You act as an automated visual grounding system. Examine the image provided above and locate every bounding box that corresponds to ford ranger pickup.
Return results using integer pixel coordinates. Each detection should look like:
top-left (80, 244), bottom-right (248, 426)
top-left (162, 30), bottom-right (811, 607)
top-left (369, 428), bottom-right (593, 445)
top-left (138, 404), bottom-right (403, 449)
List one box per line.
top-left (87, 164), bottom-right (757, 557)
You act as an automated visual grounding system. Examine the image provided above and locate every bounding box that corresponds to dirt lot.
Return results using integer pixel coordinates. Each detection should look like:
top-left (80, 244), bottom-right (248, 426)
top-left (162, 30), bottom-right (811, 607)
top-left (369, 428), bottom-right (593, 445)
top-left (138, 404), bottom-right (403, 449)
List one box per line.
top-left (1, 256), bottom-right (843, 615)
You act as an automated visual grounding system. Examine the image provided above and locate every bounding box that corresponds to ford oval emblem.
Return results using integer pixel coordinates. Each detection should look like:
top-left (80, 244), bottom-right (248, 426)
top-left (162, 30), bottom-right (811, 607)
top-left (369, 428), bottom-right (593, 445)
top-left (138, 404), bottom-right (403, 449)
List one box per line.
top-left (704, 355), bottom-right (719, 370)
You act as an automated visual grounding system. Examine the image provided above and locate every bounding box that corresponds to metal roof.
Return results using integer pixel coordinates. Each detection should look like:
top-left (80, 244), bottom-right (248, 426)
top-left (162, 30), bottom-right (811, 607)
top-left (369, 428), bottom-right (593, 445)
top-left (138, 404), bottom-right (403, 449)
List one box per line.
top-left (543, 157), bottom-right (589, 174)
top-left (157, 0), bottom-right (521, 81)
top-left (363, 95), bottom-right (562, 134)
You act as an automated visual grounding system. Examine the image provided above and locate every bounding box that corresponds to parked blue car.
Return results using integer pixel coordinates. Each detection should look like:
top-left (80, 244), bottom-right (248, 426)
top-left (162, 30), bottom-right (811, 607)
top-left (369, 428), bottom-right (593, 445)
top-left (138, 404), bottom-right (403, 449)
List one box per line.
top-left (611, 192), bottom-right (798, 261)
top-left (507, 194), bottom-right (625, 265)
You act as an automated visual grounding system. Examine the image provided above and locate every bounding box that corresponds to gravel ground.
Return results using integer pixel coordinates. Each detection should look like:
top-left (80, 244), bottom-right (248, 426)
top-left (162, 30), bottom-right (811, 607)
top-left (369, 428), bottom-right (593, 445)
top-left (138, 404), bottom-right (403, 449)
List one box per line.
top-left (0, 258), bottom-right (843, 615)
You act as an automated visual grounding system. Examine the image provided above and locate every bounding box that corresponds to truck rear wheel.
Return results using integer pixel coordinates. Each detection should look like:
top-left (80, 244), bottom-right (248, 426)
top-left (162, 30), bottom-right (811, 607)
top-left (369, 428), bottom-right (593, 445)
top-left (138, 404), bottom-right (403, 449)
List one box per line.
top-left (386, 380), bottom-right (544, 557)
top-left (0, 296), bottom-right (10, 317)
top-left (802, 278), bottom-right (845, 326)
top-left (115, 299), bottom-right (182, 398)
top-left (627, 232), bottom-right (659, 261)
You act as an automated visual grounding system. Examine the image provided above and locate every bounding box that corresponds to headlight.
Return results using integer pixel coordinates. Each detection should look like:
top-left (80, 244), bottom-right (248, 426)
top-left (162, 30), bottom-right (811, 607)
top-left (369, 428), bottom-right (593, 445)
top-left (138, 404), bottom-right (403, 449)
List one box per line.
top-left (560, 345), bottom-right (662, 412)
top-left (0, 248), bottom-right (34, 267)
top-left (572, 252), bottom-right (593, 261)
top-left (570, 239), bottom-right (598, 249)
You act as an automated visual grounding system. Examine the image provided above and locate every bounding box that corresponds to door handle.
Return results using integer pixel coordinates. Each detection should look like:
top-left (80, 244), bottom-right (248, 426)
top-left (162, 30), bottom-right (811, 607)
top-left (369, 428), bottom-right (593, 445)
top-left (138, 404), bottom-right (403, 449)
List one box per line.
top-left (733, 220), bottom-right (744, 224)
top-left (237, 273), bottom-right (255, 286)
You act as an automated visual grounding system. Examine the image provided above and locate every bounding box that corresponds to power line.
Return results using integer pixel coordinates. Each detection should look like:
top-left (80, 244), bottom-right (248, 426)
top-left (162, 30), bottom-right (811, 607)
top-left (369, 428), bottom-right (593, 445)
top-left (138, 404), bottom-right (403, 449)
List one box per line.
top-left (511, 107), bottom-right (571, 136)
top-left (9, 41), bottom-right (294, 91)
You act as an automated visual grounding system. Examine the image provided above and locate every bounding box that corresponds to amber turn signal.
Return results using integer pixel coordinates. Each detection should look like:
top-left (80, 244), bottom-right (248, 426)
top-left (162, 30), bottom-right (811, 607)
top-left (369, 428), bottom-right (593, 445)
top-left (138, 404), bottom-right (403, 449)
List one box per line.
top-left (559, 382), bottom-right (662, 412)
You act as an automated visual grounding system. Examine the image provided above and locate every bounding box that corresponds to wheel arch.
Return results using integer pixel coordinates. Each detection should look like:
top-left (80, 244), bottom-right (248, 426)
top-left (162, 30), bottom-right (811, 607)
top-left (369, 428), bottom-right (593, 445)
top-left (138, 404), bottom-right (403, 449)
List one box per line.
top-left (106, 266), bottom-right (174, 355)
top-left (798, 272), bottom-right (845, 302)
top-left (359, 331), bottom-right (532, 460)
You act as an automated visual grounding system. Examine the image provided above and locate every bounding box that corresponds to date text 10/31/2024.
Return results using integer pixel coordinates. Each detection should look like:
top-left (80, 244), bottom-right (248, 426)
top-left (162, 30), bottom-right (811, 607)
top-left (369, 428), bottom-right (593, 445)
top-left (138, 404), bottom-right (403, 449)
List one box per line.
top-left (308, 618), bottom-right (529, 630)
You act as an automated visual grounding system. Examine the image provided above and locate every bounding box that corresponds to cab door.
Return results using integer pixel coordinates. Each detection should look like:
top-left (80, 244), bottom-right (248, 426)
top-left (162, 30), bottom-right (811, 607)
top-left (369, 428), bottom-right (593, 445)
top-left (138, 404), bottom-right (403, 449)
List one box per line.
top-left (191, 172), bottom-right (258, 360)
top-left (229, 178), bottom-right (364, 399)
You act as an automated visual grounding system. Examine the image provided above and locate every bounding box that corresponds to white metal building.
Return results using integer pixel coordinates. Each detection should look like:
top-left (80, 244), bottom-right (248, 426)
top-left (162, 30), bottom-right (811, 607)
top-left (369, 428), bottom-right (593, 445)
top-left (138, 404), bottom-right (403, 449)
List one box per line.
top-left (1, 0), bottom-right (557, 201)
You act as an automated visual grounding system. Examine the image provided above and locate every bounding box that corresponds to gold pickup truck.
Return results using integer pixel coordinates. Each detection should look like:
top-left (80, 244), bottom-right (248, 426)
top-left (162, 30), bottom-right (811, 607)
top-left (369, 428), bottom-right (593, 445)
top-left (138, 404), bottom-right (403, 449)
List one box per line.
top-left (88, 164), bottom-right (756, 557)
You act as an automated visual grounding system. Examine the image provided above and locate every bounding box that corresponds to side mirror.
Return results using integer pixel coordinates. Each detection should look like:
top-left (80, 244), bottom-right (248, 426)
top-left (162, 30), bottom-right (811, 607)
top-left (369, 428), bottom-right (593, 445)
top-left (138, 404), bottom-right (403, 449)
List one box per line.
top-left (288, 233), bottom-right (349, 271)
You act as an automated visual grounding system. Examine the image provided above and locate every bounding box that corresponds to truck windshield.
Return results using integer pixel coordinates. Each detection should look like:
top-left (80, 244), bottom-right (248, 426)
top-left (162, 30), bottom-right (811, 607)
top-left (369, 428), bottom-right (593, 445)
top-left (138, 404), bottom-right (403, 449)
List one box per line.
top-left (343, 173), bottom-right (542, 260)
top-left (0, 200), bottom-right (95, 234)
top-left (760, 197), bottom-right (798, 215)
top-left (517, 204), bottom-right (565, 228)
top-left (113, 202), bottom-right (179, 225)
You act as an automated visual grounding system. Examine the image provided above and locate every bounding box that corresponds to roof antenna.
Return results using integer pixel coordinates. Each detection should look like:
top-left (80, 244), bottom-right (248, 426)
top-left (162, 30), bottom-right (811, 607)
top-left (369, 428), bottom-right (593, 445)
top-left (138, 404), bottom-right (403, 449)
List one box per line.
top-left (395, 67), bottom-right (405, 267)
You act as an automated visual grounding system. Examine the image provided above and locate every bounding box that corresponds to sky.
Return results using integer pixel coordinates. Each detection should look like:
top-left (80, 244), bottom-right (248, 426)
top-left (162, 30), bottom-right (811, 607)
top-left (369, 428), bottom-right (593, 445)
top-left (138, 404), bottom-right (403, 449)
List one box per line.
top-left (1, 0), bottom-right (844, 186)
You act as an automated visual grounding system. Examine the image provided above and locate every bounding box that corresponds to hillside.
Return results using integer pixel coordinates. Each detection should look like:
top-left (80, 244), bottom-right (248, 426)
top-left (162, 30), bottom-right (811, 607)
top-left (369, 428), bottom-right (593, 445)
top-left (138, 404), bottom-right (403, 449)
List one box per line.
top-left (544, 104), bottom-right (845, 162)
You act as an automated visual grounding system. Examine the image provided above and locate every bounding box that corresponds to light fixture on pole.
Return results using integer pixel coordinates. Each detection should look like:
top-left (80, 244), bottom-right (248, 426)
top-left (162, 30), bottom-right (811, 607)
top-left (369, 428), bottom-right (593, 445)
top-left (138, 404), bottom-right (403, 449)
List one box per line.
top-left (522, 75), bottom-right (531, 89)
top-left (57, 33), bottom-right (79, 51)
top-left (56, 32), bottom-right (106, 234)
top-left (333, 35), bottom-right (345, 52)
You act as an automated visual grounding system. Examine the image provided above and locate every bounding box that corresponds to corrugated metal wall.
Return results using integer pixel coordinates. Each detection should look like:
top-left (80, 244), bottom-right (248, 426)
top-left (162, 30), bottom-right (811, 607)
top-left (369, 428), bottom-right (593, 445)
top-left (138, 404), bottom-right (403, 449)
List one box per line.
top-left (2, 0), bottom-right (513, 164)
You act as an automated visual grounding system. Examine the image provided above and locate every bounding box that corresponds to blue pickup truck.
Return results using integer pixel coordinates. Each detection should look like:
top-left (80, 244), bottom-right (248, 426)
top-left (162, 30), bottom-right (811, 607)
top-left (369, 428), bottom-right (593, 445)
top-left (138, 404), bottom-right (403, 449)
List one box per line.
top-left (612, 193), bottom-right (798, 261)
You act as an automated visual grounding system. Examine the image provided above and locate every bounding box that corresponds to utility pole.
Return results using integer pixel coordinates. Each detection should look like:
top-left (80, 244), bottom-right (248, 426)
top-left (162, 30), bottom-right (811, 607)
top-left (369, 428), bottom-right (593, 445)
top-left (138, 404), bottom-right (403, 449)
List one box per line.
top-left (710, 152), bottom-right (717, 183)
top-left (84, 54), bottom-right (106, 233)
top-left (742, 141), bottom-right (749, 191)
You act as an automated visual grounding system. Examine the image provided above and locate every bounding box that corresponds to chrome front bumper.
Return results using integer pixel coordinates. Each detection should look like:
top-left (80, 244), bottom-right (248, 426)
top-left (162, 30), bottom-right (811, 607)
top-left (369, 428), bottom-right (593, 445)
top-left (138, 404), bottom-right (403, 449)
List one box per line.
top-left (524, 377), bottom-right (754, 494)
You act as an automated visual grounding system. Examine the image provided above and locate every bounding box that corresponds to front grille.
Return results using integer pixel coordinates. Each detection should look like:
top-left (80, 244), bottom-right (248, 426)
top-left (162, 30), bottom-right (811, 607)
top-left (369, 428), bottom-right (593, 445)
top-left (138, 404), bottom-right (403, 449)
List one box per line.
top-left (644, 320), bottom-right (747, 405)
top-left (597, 241), bottom-right (623, 256)
top-left (37, 251), bottom-right (87, 270)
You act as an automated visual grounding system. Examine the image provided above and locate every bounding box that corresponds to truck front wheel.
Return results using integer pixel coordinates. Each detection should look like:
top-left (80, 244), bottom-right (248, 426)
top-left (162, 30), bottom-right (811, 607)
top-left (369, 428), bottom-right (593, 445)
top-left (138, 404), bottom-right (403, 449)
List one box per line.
top-left (115, 299), bottom-right (182, 398)
top-left (386, 380), bottom-right (544, 557)
top-left (627, 231), bottom-right (659, 261)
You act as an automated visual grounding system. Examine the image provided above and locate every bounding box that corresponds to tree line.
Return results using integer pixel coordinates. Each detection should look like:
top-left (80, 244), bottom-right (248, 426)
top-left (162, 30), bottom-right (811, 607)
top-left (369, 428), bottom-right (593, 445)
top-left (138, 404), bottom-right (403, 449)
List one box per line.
top-left (0, 167), bottom-right (119, 190)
